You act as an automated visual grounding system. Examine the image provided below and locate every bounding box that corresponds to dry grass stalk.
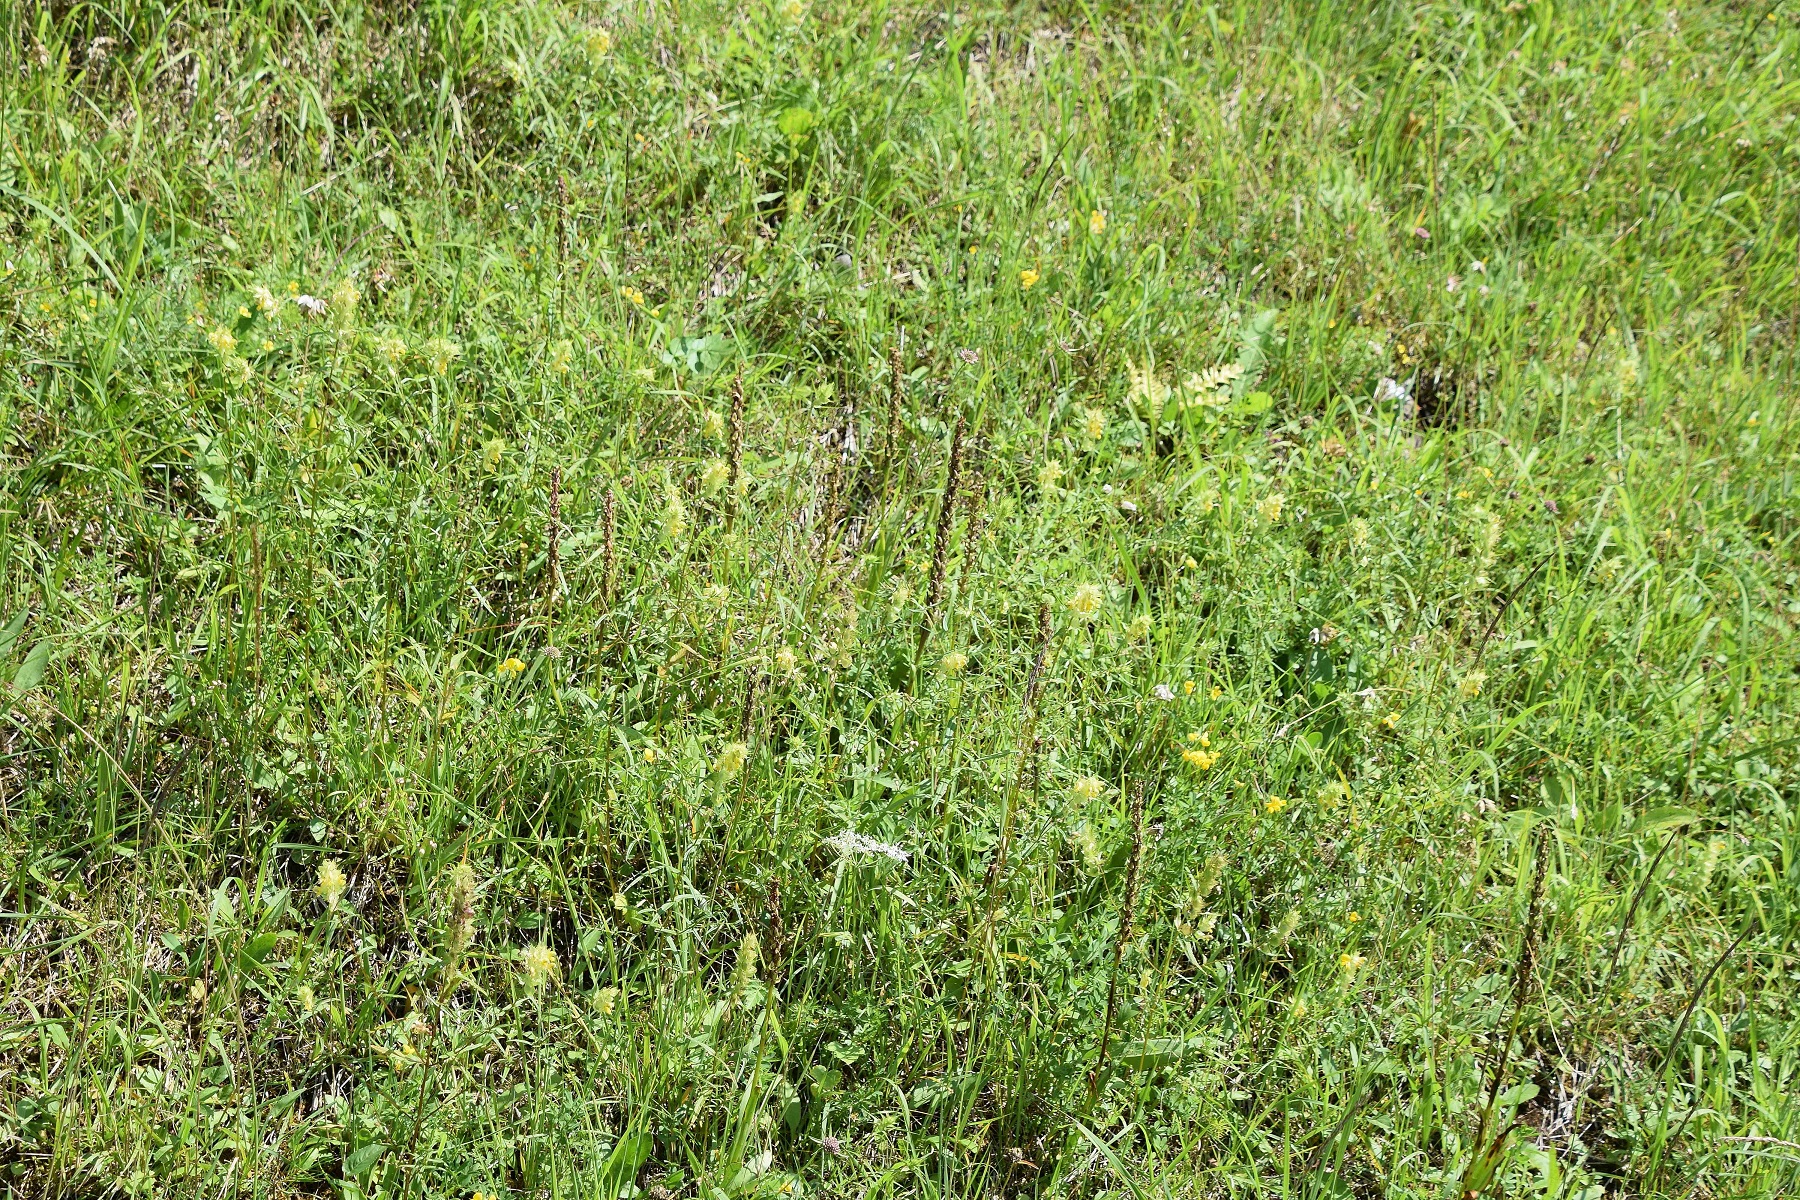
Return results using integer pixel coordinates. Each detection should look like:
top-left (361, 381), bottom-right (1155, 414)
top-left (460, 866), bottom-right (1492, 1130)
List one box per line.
top-left (1091, 778), bottom-right (1147, 1097)
top-left (918, 414), bottom-right (965, 652)
top-left (546, 466), bottom-right (562, 606)
top-left (726, 371), bottom-right (746, 521)
top-left (602, 486), bottom-right (617, 603)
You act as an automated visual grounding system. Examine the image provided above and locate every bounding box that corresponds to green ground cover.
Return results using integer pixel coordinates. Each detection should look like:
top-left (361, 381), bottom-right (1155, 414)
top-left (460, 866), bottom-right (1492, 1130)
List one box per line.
top-left (1, 0), bottom-right (1798, 1195)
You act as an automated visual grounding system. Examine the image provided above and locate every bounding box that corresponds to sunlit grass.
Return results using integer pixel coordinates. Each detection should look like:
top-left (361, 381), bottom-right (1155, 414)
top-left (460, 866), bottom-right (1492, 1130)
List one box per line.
top-left (0, 0), bottom-right (1796, 1196)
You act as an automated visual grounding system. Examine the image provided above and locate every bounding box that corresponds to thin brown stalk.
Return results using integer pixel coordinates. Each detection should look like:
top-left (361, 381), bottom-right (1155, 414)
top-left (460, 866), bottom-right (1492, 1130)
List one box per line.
top-left (1091, 779), bottom-right (1147, 1098)
top-left (977, 606), bottom-right (1053, 940)
top-left (601, 486), bottom-right (617, 604)
top-left (764, 876), bottom-right (784, 983)
top-left (881, 332), bottom-right (905, 493)
top-left (954, 473), bottom-right (986, 615)
top-left (1023, 600), bottom-right (1053, 711)
top-left (726, 371), bottom-right (746, 523)
top-left (917, 414), bottom-right (965, 653)
top-left (546, 466), bottom-right (562, 607)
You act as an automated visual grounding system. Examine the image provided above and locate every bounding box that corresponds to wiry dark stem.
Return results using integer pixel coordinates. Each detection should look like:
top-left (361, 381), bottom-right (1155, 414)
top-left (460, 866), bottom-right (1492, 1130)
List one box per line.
top-left (726, 371), bottom-right (746, 524)
top-left (977, 605), bottom-right (1054, 941)
top-left (1091, 779), bottom-right (1147, 1097)
top-left (918, 414), bottom-right (965, 653)
top-left (546, 466), bottom-right (562, 608)
top-left (601, 486), bottom-right (617, 604)
top-left (882, 332), bottom-right (905, 495)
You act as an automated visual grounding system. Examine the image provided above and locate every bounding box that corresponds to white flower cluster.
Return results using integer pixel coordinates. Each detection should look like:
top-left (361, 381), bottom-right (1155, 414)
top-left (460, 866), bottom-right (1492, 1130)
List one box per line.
top-left (823, 830), bottom-right (910, 864)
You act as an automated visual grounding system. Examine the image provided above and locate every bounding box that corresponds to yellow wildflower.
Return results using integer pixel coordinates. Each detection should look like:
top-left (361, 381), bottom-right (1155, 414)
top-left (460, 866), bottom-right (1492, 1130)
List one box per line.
top-left (1264, 796), bottom-right (1287, 814)
top-left (716, 741), bottom-right (748, 776)
top-left (663, 488), bottom-right (688, 540)
top-left (520, 943), bottom-right (559, 989)
top-left (497, 657), bottom-right (526, 677)
top-left (425, 337), bottom-right (461, 375)
top-left (1037, 459), bottom-right (1065, 491)
top-left (1089, 208), bottom-right (1107, 235)
top-left (701, 459), bottom-right (730, 495)
top-left (1067, 582), bottom-right (1103, 617)
top-left (317, 859), bottom-right (348, 909)
top-left (1071, 775), bottom-right (1105, 802)
top-left (940, 651), bottom-right (968, 675)
top-left (375, 332), bottom-right (406, 365)
top-left (1082, 406), bottom-right (1106, 440)
top-left (774, 645), bottom-right (798, 674)
top-left (702, 408), bottom-right (726, 439)
top-left (208, 326), bottom-right (237, 355)
top-left (1019, 267), bottom-right (1040, 289)
top-left (1258, 493), bottom-right (1286, 523)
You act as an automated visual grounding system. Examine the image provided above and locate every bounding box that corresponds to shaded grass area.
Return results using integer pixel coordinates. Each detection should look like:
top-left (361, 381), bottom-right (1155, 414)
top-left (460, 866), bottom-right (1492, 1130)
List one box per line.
top-left (1, 0), bottom-right (1798, 1196)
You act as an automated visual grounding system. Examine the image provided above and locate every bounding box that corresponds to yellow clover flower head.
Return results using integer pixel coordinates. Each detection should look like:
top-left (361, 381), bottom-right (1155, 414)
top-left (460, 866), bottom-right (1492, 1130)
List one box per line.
top-left (716, 741), bottom-right (749, 777)
top-left (317, 859), bottom-right (348, 909)
top-left (1067, 582), bottom-right (1103, 618)
top-left (520, 942), bottom-right (560, 989)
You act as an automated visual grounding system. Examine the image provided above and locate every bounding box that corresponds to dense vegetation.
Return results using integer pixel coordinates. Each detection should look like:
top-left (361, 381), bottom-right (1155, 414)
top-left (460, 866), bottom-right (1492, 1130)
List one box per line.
top-left (2, 0), bottom-right (1797, 1195)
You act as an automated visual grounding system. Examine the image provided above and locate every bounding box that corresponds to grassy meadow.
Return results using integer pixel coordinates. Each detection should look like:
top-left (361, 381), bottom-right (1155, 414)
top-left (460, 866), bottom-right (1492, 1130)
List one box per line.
top-left (2, 0), bottom-right (1799, 1195)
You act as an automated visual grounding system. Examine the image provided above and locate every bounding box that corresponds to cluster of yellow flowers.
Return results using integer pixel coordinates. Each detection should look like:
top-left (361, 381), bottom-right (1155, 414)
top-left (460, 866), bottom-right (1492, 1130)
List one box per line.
top-left (424, 337), bottom-right (461, 376)
top-left (520, 943), bottom-right (559, 989)
top-left (1181, 730), bottom-right (1218, 771)
top-left (619, 284), bottom-right (648, 307)
top-left (716, 741), bottom-right (748, 776)
top-left (1067, 582), bottom-right (1103, 617)
top-left (662, 487), bottom-right (688, 540)
top-left (316, 860), bottom-right (348, 909)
